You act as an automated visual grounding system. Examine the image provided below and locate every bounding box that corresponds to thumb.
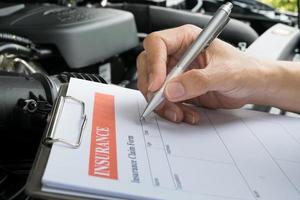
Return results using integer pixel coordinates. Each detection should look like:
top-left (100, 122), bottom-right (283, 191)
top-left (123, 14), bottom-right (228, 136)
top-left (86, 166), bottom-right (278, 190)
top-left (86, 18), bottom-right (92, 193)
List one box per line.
top-left (164, 67), bottom-right (233, 102)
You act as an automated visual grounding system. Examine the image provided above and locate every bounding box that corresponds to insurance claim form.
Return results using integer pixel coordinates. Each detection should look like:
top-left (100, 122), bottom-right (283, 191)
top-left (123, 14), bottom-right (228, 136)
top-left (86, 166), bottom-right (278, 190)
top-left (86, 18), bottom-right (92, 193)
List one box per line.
top-left (42, 78), bottom-right (300, 200)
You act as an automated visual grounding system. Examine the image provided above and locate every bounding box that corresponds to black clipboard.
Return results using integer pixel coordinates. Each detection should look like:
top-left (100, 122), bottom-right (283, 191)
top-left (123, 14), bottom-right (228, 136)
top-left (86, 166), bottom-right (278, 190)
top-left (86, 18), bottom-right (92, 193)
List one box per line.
top-left (25, 84), bottom-right (122, 200)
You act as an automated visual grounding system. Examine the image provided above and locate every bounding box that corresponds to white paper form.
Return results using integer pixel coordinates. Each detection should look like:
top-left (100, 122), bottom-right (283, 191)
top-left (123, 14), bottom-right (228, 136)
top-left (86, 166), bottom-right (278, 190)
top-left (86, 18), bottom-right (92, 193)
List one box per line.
top-left (42, 78), bottom-right (300, 200)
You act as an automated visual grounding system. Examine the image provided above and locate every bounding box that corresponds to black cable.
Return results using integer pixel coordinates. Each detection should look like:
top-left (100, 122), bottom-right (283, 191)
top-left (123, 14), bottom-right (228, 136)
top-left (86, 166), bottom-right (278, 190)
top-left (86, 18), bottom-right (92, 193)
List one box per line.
top-left (0, 175), bottom-right (8, 186)
top-left (0, 33), bottom-right (53, 58)
top-left (0, 33), bottom-right (34, 47)
top-left (7, 185), bottom-right (25, 200)
top-left (0, 42), bottom-right (53, 58)
top-left (24, 196), bottom-right (31, 200)
top-left (0, 43), bottom-right (32, 57)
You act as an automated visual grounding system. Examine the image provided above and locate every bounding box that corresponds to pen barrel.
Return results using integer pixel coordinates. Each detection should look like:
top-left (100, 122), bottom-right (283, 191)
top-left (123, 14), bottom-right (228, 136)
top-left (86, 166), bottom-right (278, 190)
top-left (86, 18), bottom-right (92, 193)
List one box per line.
top-left (172, 3), bottom-right (231, 74)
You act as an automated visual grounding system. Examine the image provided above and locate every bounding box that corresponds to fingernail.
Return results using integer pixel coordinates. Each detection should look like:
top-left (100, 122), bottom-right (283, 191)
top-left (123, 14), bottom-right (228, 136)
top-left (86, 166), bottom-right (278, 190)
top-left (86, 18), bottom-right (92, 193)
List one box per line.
top-left (186, 113), bottom-right (200, 125)
top-left (164, 109), bottom-right (177, 122)
top-left (165, 82), bottom-right (185, 100)
top-left (148, 73), bottom-right (154, 91)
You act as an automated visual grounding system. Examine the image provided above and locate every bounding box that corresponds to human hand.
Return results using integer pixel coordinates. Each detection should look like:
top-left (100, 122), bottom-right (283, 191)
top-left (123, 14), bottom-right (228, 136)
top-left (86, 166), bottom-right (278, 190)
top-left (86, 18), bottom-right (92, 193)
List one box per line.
top-left (137, 25), bottom-right (269, 124)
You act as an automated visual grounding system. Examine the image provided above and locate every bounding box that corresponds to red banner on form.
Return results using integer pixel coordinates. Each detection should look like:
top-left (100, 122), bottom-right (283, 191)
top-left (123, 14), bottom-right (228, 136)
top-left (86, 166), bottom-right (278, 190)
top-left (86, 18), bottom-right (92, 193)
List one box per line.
top-left (89, 93), bottom-right (118, 180)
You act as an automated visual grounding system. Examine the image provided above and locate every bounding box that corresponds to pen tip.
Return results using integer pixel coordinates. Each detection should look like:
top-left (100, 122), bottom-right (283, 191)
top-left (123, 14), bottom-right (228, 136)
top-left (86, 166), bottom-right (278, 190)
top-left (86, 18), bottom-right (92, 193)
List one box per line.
top-left (140, 115), bottom-right (146, 121)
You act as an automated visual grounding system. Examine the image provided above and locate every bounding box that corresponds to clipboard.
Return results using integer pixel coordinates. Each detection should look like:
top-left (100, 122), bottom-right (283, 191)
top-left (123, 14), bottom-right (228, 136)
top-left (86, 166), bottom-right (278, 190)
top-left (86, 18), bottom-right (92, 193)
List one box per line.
top-left (25, 78), bottom-right (300, 200)
top-left (25, 84), bottom-right (122, 200)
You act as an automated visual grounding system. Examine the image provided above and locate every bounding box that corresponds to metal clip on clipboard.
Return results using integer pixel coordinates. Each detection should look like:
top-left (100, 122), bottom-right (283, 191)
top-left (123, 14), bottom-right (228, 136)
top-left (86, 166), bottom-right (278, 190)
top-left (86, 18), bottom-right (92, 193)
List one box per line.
top-left (26, 83), bottom-right (94, 200)
top-left (43, 85), bottom-right (87, 148)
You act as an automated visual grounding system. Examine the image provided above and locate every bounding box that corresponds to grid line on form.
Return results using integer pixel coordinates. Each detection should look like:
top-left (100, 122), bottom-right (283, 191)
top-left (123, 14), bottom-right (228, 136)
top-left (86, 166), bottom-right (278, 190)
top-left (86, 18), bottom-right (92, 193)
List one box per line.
top-left (137, 100), bottom-right (155, 186)
top-left (204, 110), bottom-right (257, 200)
top-left (136, 103), bottom-right (255, 199)
top-left (164, 154), bottom-right (233, 165)
top-left (155, 117), bottom-right (177, 189)
top-left (275, 158), bottom-right (300, 164)
top-left (277, 121), bottom-right (300, 146)
top-left (240, 117), bottom-right (300, 195)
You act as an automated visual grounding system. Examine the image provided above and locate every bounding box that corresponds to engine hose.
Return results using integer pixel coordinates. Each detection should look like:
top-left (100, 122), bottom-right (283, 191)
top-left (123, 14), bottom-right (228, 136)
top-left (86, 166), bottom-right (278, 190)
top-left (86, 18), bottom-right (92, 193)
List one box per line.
top-left (0, 33), bottom-right (34, 47)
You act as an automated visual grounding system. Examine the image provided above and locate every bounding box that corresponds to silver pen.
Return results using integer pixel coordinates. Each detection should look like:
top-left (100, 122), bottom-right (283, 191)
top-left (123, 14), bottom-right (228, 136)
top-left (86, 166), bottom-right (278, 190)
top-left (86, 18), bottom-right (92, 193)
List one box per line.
top-left (140, 2), bottom-right (233, 119)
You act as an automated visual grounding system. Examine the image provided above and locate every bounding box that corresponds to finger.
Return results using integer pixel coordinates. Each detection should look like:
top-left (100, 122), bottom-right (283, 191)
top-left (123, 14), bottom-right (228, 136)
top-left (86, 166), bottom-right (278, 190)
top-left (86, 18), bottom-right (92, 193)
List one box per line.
top-left (155, 101), bottom-right (184, 123)
top-left (143, 33), bottom-right (167, 92)
top-left (143, 24), bottom-right (201, 92)
top-left (164, 67), bottom-right (233, 102)
top-left (136, 51), bottom-right (148, 97)
top-left (178, 104), bottom-right (201, 125)
top-left (155, 101), bottom-right (201, 124)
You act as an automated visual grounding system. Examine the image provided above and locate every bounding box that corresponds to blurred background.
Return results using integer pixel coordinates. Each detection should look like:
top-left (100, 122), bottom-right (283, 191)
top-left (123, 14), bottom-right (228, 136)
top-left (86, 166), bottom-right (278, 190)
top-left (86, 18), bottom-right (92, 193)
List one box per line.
top-left (0, 0), bottom-right (298, 199)
top-left (262, 0), bottom-right (298, 12)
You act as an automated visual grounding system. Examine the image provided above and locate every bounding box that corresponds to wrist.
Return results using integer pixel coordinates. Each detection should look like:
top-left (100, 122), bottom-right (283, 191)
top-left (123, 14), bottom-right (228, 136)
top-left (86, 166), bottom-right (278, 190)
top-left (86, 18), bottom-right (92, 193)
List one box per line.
top-left (246, 58), bottom-right (282, 106)
top-left (248, 59), bottom-right (300, 112)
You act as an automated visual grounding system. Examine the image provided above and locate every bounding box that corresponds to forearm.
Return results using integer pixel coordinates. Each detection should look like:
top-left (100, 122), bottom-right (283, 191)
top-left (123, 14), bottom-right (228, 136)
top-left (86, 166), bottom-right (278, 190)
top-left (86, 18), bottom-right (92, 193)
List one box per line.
top-left (252, 60), bottom-right (300, 112)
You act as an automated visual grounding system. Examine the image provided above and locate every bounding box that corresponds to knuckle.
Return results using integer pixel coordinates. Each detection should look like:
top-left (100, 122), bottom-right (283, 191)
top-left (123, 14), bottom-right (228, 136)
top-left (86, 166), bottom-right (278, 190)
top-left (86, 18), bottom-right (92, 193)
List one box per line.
top-left (143, 32), bottom-right (160, 48)
top-left (136, 52), bottom-right (148, 93)
top-left (148, 31), bottom-right (161, 39)
top-left (231, 67), bottom-right (243, 84)
top-left (181, 24), bottom-right (201, 34)
top-left (182, 24), bottom-right (197, 31)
